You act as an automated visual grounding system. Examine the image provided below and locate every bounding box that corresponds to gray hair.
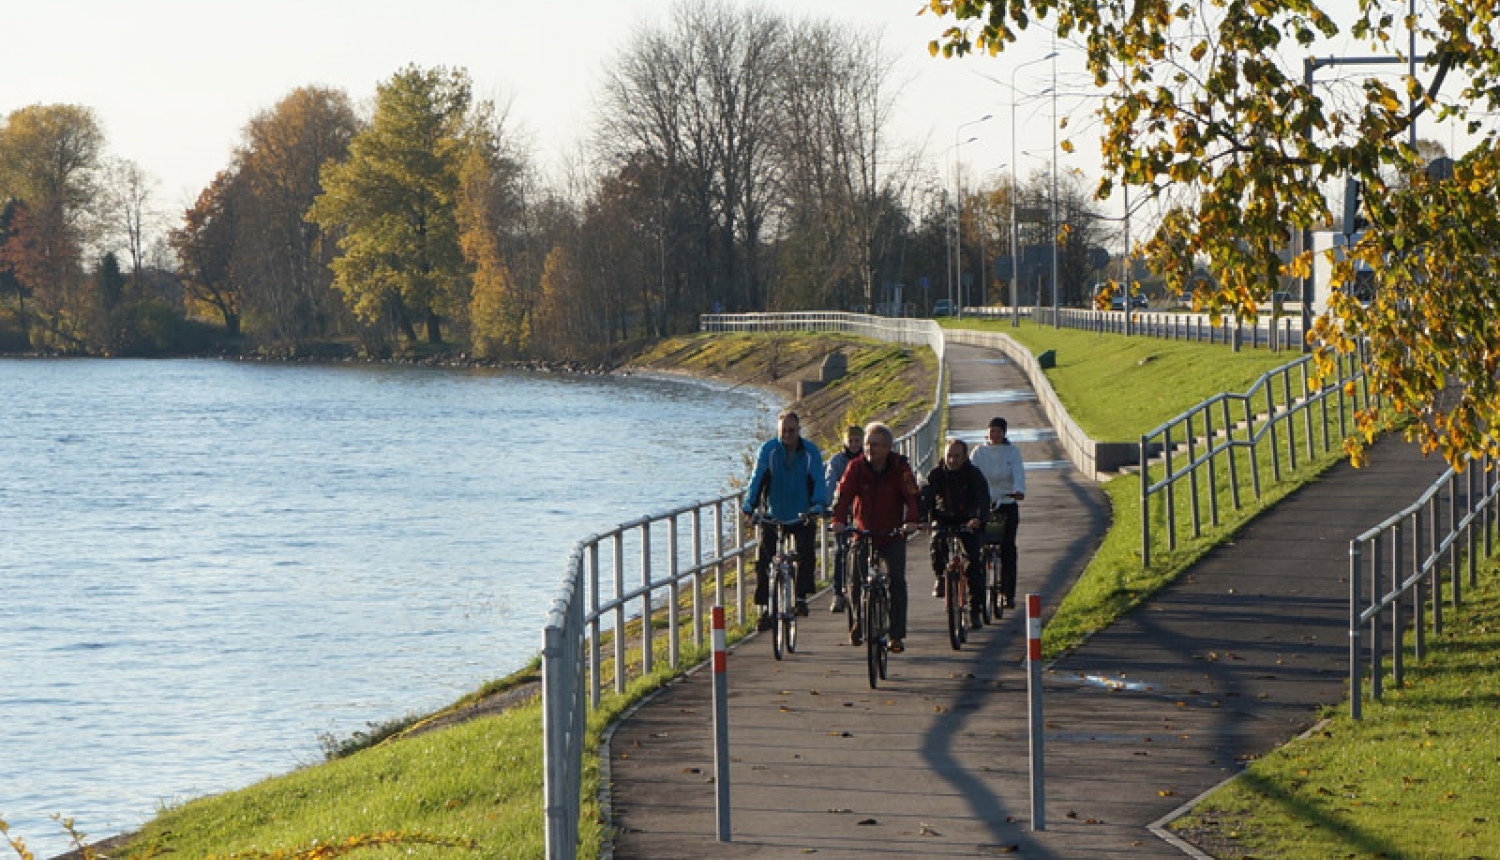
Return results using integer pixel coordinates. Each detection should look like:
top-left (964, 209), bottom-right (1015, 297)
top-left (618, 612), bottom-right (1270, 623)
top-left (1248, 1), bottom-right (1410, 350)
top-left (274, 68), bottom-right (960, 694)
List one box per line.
top-left (862, 422), bottom-right (894, 446)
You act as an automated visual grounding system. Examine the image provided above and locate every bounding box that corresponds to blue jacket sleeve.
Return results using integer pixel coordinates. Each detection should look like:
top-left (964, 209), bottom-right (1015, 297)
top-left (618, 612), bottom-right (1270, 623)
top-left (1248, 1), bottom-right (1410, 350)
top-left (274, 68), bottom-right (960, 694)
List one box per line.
top-left (743, 440), bottom-right (771, 514)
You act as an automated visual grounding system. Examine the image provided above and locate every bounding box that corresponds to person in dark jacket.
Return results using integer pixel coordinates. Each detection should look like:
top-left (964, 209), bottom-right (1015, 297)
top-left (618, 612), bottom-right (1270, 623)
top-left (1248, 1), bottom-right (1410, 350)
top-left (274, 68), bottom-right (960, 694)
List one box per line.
top-left (823, 424), bottom-right (865, 613)
top-left (921, 439), bottom-right (990, 627)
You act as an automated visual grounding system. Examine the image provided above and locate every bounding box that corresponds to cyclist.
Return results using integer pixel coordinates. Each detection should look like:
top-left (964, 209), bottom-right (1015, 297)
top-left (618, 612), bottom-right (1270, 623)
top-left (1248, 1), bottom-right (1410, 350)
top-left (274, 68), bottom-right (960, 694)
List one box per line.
top-left (823, 424), bottom-right (865, 613)
top-left (971, 416), bottom-right (1026, 613)
top-left (921, 439), bottom-right (990, 628)
top-left (743, 409), bottom-right (829, 631)
top-left (831, 422), bottom-right (922, 653)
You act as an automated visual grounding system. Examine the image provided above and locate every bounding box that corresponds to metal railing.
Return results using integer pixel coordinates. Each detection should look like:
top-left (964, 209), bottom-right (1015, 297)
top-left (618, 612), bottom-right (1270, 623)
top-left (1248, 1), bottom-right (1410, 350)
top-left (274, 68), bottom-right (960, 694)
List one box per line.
top-left (964, 305), bottom-right (1305, 351)
top-left (1138, 345), bottom-right (1375, 567)
top-left (544, 492), bottom-right (755, 860)
top-left (1348, 455), bottom-right (1500, 719)
top-left (542, 313), bottom-right (947, 860)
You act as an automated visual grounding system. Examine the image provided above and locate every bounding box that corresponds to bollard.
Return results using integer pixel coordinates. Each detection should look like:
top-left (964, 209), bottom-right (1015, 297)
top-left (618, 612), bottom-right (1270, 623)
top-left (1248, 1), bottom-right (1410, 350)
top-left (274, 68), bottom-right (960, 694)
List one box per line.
top-left (712, 606), bottom-right (731, 841)
top-left (1026, 593), bottom-right (1046, 831)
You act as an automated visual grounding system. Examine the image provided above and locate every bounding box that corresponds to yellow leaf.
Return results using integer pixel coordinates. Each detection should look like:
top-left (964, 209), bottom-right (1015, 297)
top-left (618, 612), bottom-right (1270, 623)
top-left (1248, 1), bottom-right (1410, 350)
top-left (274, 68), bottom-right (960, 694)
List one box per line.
top-left (1061, 139), bottom-right (1075, 154)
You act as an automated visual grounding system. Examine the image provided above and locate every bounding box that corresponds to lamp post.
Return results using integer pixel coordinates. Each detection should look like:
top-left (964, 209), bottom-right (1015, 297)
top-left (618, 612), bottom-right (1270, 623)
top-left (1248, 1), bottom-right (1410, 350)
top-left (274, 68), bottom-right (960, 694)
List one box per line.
top-left (1049, 47), bottom-right (1061, 327)
top-left (1009, 52), bottom-right (1057, 326)
top-left (954, 114), bottom-right (991, 315)
top-left (943, 136), bottom-right (976, 315)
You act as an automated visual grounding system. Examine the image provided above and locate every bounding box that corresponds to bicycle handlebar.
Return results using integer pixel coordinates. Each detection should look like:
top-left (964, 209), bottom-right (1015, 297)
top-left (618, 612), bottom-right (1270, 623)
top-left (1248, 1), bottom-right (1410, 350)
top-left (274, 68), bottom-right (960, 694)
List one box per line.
top-left (747, 510), bottom-right (823, 528)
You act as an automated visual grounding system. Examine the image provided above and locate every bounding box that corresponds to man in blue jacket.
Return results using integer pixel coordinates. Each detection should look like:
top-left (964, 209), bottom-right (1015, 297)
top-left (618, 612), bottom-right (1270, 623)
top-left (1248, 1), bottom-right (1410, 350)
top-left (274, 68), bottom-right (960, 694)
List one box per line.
top-left (743, 409), bottom-right (830, 630)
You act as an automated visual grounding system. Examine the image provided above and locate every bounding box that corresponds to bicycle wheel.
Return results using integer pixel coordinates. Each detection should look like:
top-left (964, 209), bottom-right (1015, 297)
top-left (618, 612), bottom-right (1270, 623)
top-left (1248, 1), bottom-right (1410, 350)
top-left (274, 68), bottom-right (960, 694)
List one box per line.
top-left (779, 568), bottom-right (797, 655)
top-left (981, 547), bottom-right (995, 624)
top-left (846, 549), bottom-right (865, 644)
top-left (946, 561), bottom-right (964, 651)
top-left (769, 564), bottom-right (784, 661)
top-left (864, 584), bottom-right (885, 688)
top-left (876, 590), bottom-right (889, 680)
top-left (987, 547), bottom-right (1004, 620)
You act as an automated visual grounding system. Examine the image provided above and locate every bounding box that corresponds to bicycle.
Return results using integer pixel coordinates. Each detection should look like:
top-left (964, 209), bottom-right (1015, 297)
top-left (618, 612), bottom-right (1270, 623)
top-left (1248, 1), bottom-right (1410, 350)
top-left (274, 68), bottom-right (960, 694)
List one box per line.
top-left (982, 495), bottom-right (1022, 620)
top-left (750, 511), bottom-right (813, 660)
top-left (932, 523), bottom-right (974, 650)
top-left (843, 526), bottom-right (905, 688)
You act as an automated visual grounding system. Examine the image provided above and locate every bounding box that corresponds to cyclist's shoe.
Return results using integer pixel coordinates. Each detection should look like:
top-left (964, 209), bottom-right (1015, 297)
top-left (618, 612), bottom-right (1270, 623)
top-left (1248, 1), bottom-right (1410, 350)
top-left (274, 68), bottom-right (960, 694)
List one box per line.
top-left (755, 607), bottom-right (774, 631)
top-left (830, 593), bottom-right (847, 613)
top-left (971, 609), bottom-right (984, 629)
top-left (932, 578), bottom-right (945, 598)
top-left (889, 638), bottom-right (905, 653)
top-left (1003, 596), bottom-right (1017, 609)
top-left (795, 600), bottom-right (809, 617)
top-left (849, 626), bottom-right (863, 646)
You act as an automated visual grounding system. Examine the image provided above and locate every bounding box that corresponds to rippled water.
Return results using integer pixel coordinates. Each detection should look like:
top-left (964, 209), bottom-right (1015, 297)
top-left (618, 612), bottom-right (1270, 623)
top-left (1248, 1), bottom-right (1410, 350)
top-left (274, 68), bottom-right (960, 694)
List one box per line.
top-left (0, 358), bottom-right (778, 857)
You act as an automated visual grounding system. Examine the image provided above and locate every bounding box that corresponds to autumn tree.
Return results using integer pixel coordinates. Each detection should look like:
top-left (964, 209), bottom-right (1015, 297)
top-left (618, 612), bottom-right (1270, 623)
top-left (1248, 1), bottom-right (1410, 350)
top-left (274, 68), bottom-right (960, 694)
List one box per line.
top-left (0, 104), bottom-right (105, 344)
top-left (929, 1), bottom-right (1500, 465)
top-left (309, 66), bottom-right (477, 346)
top-left (233, 86), bottom-right (360, 344)
top-left (169, 169), bottom-right (243, 336)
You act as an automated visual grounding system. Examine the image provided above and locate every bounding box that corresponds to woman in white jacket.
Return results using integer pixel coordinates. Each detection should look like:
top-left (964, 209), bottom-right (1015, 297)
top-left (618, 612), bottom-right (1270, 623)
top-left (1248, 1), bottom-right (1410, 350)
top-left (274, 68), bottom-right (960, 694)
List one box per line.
top-left (970, 416), bottom-right (1026, 614)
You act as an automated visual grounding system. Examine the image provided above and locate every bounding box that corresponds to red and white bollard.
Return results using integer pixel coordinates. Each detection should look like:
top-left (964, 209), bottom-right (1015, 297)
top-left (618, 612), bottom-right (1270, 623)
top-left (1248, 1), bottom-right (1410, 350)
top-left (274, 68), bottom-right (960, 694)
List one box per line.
top-left (1026, 593), bottom-right (1046, 831)
top-left (712, 606), bottom-right (731, 841)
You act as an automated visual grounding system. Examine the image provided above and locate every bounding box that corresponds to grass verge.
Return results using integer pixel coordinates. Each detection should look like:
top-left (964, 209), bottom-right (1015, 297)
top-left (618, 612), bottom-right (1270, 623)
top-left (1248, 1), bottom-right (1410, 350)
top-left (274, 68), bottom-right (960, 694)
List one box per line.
top-left (943, 317), bottom-right (1297, 440)
top-left (1169, 553), bottom-right (1500, 860)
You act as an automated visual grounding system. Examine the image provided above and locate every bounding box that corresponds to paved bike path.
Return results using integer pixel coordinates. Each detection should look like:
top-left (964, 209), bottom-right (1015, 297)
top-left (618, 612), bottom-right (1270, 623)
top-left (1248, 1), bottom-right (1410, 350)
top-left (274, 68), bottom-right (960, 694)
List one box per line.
top-left (604, 340), bottom-right (1447, 859)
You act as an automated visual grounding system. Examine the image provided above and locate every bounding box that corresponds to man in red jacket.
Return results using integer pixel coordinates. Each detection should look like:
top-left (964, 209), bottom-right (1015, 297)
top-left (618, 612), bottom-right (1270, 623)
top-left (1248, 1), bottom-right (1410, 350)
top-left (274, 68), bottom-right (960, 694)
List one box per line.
top-left (832, 422), bottom-right (922, 653)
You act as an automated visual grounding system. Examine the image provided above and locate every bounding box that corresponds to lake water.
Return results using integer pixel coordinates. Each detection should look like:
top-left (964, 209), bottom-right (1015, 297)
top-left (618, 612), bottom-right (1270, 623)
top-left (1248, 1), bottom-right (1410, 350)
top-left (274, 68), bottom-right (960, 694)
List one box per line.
top-left (0, 358), bottom-right (779, 858)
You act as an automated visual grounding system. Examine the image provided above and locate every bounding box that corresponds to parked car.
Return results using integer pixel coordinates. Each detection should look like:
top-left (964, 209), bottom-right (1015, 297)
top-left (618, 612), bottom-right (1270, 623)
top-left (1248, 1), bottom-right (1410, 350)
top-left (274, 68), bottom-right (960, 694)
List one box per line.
top-left (931, 299), bottom-right (953, 317)
top-left (1109, 292), bottom-right (1149, 311)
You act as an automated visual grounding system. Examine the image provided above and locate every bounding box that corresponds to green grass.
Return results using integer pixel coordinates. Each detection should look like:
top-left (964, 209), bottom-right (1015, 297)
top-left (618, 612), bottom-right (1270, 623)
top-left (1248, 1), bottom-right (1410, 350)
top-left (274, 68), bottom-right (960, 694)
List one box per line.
top-left (944, 317), bottom-right (1297, 439)
top-left (1170, 553), bottom-right (1500, 860)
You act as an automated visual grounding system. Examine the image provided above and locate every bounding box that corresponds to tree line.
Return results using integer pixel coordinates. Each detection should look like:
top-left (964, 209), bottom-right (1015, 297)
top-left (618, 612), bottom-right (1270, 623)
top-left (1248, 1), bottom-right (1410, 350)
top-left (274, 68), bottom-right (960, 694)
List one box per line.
top-left (0, 2), bottom-right (1110, 362)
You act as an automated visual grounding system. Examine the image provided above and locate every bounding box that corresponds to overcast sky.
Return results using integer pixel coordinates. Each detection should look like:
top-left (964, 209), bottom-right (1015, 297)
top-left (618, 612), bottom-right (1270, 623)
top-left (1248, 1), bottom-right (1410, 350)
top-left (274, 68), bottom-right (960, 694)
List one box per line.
top-left (7, 0), bottom-right (1097, 211)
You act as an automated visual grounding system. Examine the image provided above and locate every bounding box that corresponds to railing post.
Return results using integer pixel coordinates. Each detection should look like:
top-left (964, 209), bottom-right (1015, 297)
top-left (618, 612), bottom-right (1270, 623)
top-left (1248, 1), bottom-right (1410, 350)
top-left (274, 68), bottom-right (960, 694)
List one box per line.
top-left (641, 525), bottom-right (654, 676)
top-left (1371, 532), bottom-right (1384, 701)
top-left (614, 532), bottom-right (627, 695)
top-left (692, 507), bottom-right (705, 649)
top-left (1350, 538), bottom-right (1363, 720)
top-left (668, 514), bottom-right (681, 668)
top-left (589, 543), bottom-right (602, 708)
top-left (1140, 434), bottom-right (1152, 569)
top-left (1413, 506), bottom-right (1426, 662)
top-left (1392, 520), bottom-right (1406, 690)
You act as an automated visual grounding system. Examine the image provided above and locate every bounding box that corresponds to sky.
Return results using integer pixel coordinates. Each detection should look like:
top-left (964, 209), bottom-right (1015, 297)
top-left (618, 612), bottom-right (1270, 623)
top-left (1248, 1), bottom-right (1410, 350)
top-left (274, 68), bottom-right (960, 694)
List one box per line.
top-left (7, 0), bottom-right (1473, 236)
top-left (6, 0), bottom-right (1093, 215)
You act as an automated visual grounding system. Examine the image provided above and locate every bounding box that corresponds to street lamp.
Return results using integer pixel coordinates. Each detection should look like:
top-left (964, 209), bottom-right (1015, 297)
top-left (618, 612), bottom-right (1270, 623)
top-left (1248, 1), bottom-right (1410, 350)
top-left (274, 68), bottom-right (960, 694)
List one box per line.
top-left (943, 136), bottom-right (977, 315)
top-left (1049, 47), bottom-right (1061, 327)
top-left (1008, 52), bottom-right (1057, 326)
top-left (954, 114), bottom-right (991, 315)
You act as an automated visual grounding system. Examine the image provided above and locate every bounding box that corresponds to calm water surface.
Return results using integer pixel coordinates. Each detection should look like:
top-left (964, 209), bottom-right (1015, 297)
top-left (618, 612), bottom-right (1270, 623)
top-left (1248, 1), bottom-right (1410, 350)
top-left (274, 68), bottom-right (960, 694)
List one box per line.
top-left (0, 359), bottom-right (777, 857)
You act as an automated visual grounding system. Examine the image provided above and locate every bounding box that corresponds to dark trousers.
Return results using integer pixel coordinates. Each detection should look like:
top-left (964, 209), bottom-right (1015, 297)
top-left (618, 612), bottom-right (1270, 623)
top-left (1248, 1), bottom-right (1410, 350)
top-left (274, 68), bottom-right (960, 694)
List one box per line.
top-left (832, 531), bottom-right (851, 595)
top-left (754, 520), bottom-right (815, 605)
top-left (992, 503), bottom-right (1021, 601)
top-left (931, 530), bottom-right (984, 612)
top-left (878, 540), bottom-right (910, 640)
